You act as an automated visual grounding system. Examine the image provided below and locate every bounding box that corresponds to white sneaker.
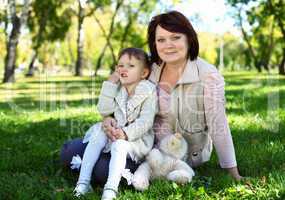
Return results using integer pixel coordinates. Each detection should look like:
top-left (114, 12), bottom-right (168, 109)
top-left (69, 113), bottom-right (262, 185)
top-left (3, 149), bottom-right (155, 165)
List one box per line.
top-left (73, 183), bottom-right (93, 197)
top-left (101, 188), bottom-right (117, 200)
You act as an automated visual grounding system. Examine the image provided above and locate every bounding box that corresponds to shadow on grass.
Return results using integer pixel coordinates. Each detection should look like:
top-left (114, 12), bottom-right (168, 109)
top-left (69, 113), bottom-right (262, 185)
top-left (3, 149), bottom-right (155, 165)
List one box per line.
top-left (0, 97), bottom-right (99, 113)
top-left (1, 113), bottom-right (284, 196)
top-left (225, 77), bottom-right (285, 114)
top-left (0, 74), bottom-right (284, 199)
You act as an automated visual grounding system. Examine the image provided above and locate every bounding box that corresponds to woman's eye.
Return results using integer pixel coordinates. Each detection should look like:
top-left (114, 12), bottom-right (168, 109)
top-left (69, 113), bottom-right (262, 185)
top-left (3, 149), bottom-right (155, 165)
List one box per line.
top-left (172, 36), bottom-right (181, 40)
top-left (157, 38), bottom-right (165, 43)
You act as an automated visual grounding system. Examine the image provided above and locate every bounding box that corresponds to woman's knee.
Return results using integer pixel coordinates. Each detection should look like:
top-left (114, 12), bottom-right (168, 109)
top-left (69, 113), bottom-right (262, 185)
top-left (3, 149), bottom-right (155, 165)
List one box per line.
top-left (59, 138), bottom-right (87, 167)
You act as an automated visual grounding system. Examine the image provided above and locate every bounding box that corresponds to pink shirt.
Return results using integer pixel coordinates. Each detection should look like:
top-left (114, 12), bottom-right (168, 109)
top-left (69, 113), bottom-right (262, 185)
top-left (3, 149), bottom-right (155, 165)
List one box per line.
top-left (153, 72), bottom-right (237, 168)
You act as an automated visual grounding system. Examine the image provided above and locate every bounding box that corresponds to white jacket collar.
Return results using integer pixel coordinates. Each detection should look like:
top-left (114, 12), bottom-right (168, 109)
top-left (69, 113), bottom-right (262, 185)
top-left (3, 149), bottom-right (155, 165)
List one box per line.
top-left (149, 58), bottom-right (201, 85)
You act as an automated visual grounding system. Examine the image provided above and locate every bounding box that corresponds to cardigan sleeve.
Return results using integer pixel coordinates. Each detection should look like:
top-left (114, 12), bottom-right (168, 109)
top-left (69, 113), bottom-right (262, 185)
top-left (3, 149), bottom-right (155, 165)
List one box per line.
top-left (204, 72), bottom-right (237, 168)
top-left (97, 81), bottom-right (119, 117)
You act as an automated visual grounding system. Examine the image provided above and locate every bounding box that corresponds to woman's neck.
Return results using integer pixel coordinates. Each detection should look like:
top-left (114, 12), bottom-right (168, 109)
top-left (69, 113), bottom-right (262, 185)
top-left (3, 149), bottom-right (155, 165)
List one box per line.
top-left (159, 59), bottom-right (187, 93)
top-left (164, 59), bottom-right (187, 76)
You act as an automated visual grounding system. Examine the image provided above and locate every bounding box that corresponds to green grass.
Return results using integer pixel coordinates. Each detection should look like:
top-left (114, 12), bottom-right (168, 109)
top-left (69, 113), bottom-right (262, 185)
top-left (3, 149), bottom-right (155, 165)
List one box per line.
top-left (0, 72), bottom-right (284, 200)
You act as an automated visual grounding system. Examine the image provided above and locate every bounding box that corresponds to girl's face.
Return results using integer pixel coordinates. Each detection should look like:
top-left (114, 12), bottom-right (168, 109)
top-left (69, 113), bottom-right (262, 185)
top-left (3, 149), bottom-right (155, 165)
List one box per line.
top-left (155, 25), bottom-right (188, 65)
top-left (116, 54), bottom-right (149, 88)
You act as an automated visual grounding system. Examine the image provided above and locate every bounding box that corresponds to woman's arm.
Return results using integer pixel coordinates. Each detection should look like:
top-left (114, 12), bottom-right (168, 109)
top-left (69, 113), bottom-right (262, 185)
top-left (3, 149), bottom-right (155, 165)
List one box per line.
top-left (204, 72), bottom-right (243, 180)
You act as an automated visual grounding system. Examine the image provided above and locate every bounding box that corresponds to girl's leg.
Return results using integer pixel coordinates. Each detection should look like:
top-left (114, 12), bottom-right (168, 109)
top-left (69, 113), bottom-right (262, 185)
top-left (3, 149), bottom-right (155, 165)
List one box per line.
top-left (77, 130), bottom-right (108, 185)
top-left (102, 139), bottom-right (131, 199)
top-left (60, 138), bottom-right (139, 185)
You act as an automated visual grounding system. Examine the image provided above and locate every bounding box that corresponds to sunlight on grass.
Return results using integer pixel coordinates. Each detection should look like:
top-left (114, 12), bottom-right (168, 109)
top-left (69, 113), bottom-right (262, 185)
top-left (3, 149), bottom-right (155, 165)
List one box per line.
top-left (0, 72), bottom-right (284, 199)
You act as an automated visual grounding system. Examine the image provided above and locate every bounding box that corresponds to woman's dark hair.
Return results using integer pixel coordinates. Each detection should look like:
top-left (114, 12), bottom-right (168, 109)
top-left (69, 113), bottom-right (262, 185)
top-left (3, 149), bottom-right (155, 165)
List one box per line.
top-left (118, 47), bottom-right (151, 70)
top-left (148, 11), bottom-right (199, 64)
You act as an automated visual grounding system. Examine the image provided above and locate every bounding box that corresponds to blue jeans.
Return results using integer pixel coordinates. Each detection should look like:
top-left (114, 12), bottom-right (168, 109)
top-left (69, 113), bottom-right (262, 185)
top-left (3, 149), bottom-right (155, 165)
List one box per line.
top-left (60, 138), bottom-right (139, 185)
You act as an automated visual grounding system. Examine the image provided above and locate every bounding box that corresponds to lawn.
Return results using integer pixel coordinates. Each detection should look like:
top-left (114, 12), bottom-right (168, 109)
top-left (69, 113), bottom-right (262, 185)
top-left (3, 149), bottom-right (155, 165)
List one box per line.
top-left (0, 72), bottom-right (284, 200)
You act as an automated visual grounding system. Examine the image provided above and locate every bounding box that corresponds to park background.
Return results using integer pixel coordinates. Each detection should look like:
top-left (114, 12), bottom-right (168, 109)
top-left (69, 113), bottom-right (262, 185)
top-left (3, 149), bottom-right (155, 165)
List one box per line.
top-left (0, 0), bottom-right (284, 199)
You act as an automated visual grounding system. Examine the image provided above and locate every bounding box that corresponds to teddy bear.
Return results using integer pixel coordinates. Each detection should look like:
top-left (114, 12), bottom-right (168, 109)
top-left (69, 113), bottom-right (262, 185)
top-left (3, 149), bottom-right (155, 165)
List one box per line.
top-left (131, 133), bottom-right (195, 191)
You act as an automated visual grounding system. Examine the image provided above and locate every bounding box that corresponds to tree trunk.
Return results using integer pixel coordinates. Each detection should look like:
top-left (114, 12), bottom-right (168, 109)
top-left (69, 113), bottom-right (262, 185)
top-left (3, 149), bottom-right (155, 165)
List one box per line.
top-left (118, 0), bottom-right (147, 50)
top-left (3, 17), bottom-right (20, 83)
top-left (26, 4), bottom-right (49, 77)
top-left (94, 43), bottom-right (108, 76)
top-left (267, 0), bottom-right (285, 75)
top-left (237, 8), bottom-right (261, 72)
top-left (279, 49), bottom-right (285, 75)
top-left (3, 0), bottom-right (30, 83)
top-left (26, 51), bottom-right (38, 76)
top-left (93, 0), bottom-right (123, 75)
top-left (75, 0), bottom-right (85, 76)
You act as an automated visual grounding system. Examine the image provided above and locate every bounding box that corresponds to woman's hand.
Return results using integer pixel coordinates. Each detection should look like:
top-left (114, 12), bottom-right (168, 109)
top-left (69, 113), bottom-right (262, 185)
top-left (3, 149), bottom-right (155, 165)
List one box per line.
top-left (102, 117), bottom-right (117, 141)
top-left (226, 167), bottom-right (243, 181)
top-left (108, 70), bottom-right (120, 84)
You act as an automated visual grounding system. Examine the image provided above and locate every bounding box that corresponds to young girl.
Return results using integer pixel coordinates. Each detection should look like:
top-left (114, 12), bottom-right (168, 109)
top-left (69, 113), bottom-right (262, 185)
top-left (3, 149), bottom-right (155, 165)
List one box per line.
top-left (74, 47), bottom-right (157, 199)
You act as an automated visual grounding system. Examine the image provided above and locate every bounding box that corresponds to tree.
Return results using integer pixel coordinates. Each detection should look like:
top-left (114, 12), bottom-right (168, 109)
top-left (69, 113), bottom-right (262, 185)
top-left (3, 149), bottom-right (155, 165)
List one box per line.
top-left (267, 0), bottom-right (285, 74)
top-left (222, 32), bottom-right (247, 71)
top-left (3, 0), bottom-right (31, 83)
top-left (227, 0), bottom-right (285, 74)
top-left (74, 0), bottom-right (111, 76)
top-left (93, 0), bottom-right (156, 75)
top-left (26, 0), bottom-right (72, 77)
top-left (93, 0), bottom-right (124, 76)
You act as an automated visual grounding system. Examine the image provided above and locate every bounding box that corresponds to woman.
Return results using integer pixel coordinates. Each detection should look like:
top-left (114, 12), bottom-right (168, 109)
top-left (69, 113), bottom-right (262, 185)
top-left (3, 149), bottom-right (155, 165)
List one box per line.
top-left (60, 10), bottom-right (242, 183)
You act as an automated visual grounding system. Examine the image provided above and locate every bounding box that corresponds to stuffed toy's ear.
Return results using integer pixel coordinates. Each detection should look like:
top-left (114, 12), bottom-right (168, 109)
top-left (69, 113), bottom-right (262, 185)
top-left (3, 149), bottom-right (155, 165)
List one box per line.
top-left (174, 132), bottom-right (182, 139)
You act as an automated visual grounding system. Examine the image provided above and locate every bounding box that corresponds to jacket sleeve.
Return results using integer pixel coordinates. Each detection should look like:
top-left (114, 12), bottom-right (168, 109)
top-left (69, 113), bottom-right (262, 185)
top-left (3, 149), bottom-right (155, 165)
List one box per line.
top-left (204, 72), bottom-right (237, 168)
top-left (97, 81), bottom-right (119, 117)
top-left (122, 89), bottom-right (158, 142)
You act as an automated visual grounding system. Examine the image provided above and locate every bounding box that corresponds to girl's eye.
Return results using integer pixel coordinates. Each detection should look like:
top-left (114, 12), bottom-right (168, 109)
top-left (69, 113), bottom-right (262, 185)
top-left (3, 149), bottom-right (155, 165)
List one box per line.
top-left (117, 64), bottom-right (124, 68)
top-left (129, 64), bottom-right (135, 68)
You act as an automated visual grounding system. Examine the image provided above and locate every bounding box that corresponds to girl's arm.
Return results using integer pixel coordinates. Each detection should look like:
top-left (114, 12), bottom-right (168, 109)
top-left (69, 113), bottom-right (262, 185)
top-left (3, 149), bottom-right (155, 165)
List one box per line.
top-left (97, 81), bottom-right (119, 117)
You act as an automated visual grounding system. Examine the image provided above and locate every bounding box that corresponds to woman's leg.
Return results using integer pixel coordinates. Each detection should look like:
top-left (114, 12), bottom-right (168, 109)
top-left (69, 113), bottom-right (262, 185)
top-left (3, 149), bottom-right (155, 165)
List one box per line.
top-left (60, 138), bottom-right (87, 168)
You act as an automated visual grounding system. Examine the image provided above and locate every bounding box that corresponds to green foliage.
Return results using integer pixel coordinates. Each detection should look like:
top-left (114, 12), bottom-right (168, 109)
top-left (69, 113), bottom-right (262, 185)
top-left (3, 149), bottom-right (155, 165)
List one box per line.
top-left (89, 0), bottom-right (111, 7)
top-left (28, 0), bottom-right (72, 44)
top-left (226, 0), bottom-right (285, 71)
top-left (0, 72), bottom-right (284, 199)
top-left (222, 33), bottom-right (247, 71)
top-left (112, 22), bottom-right (146, 48)
top-left (199, 32), bottom-right (218, 65)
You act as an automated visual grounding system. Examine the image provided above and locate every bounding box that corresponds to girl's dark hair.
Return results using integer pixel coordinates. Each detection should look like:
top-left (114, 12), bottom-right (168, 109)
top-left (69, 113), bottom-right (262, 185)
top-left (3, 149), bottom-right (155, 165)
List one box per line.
top-left (148, 11), bottom-right (199, 64)
top-left (118, 47), bottom-right (151, 70)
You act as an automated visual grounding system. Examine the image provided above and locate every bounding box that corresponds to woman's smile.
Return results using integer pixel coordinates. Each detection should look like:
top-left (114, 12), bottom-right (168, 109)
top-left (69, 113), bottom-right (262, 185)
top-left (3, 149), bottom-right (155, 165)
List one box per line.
top-left (155, 25), bottom-right (188, 65)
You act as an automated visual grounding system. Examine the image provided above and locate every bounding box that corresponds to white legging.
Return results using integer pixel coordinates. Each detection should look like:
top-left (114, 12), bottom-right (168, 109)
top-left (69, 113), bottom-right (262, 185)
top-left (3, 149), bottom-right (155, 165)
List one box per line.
top-left (77, 128), bottom-right (131, 192)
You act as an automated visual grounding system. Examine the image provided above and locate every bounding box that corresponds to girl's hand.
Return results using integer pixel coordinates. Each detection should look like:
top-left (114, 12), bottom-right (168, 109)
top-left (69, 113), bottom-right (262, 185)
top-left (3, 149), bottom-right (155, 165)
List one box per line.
top-left (102, 117), bottom-right (117, 141)
top-left (112, 128), bottom-right (127, 140)
top-left (108, 69), bottom-right (120, 84)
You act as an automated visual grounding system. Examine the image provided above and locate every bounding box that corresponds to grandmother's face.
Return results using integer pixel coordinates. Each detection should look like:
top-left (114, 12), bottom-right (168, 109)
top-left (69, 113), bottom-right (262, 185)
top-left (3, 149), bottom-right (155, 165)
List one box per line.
top-left (155, 25), bottom-right (188, 65)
